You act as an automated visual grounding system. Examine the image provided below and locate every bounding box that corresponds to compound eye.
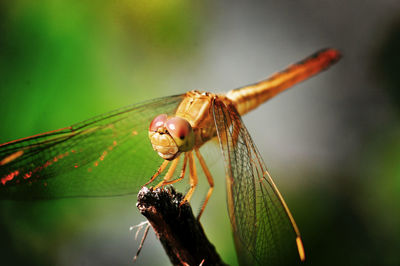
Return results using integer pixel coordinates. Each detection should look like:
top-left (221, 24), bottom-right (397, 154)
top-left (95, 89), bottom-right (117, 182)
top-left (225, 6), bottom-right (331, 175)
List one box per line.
top-left (166, 117), bottom-right (191, 140)
top-left (149, 114), bottom-right (168, 132)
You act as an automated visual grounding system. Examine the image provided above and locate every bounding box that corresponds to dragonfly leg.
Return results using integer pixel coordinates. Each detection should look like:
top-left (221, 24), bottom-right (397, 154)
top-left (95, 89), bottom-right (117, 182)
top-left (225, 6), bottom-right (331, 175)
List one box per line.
top-left (154, 155), bottom-right (181, 188)
top-left (181, 151), bottom-right (198, 204)
top-left (143, 160), bottom-right (169, 187)
top-left (158, 153), bottom-right (188, 186)
top-left (194, 148), bottom-right (214, 220)
top-left (132, 222), bottom-right (151, 263)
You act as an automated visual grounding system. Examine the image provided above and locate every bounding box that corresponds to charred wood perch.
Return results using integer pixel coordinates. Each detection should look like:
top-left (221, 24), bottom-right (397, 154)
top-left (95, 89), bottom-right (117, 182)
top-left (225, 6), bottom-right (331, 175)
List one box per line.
top-left (137, 186), bottom-right (227, 266)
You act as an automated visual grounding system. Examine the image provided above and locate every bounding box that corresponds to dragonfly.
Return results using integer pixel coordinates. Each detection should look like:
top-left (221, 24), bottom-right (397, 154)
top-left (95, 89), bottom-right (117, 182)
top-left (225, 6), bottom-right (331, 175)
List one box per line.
top-left (0, 48), bottom-right (340, 265)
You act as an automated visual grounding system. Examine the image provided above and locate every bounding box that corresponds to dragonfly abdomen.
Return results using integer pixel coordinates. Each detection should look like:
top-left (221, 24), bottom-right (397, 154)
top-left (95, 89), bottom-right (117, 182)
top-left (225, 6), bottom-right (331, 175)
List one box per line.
top-left (226, 48), bottom-right (341, 115)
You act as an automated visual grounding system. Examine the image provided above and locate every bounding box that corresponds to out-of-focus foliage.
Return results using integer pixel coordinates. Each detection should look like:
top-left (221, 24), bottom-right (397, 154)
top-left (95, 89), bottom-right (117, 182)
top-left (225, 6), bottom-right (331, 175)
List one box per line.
top-left (376, 18), bottom-right (400, 115)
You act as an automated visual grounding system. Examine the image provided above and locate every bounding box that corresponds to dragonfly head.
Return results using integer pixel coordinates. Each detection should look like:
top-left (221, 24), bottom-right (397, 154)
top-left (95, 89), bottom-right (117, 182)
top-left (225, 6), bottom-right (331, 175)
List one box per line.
top-left (148, 114), bottom-right (195, 160)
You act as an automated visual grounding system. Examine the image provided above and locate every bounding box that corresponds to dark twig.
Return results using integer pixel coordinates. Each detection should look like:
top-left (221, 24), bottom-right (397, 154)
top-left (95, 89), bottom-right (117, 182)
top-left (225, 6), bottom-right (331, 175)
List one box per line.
top-left (136, 186), bottom-right (227, 266)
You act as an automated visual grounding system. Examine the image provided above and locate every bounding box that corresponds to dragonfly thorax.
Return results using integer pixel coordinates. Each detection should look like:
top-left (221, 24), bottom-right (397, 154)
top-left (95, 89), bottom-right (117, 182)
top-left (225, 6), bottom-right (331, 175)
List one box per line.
top-left (148, 114), bottom-right (195, 160)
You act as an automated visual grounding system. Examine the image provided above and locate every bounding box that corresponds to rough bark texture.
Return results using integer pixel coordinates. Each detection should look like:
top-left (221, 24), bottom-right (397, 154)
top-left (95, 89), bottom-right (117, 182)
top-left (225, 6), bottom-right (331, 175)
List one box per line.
top-left (137, 186), bottom-right (226, 266)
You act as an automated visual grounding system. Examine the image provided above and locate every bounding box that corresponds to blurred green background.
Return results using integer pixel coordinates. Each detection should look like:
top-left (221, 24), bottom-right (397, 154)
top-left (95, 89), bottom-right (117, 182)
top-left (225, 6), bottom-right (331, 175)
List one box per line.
top-left (1, 0), bottom-right (400, 265)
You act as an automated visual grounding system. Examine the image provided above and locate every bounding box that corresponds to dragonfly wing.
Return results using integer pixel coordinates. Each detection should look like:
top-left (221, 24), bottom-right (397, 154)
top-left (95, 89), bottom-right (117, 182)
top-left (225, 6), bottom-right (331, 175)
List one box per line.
top-left (213, 99), bottom-right (301, 265)
top-left (0, 94), bottom-right (184, 199)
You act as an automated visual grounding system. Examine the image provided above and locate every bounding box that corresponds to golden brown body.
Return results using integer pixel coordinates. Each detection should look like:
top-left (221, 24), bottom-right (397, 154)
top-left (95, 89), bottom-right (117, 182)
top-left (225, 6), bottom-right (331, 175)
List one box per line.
top-left (174, 91), bottom-right (218, 148)
top-left (171, 48), bottom-right (340, 152)
top-left (147, 48), bottom-right (340, 263)
top-left (0, 48), bottom-right (340, 264)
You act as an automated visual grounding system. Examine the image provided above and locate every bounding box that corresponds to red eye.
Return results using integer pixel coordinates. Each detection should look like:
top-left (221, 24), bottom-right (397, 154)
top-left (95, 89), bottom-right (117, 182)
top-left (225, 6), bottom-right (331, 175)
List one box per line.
top-left (166, 117), bottom-right (191, 140)
top-left (149, 114), bottom-right (167, 131)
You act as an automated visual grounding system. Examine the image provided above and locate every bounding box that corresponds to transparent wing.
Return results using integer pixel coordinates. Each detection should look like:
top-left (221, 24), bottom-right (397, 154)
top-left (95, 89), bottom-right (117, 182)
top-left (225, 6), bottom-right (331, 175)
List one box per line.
top-left (213, 99), bottom-right (301, 265)
top-left (0, 94), bottom-right (184, 199)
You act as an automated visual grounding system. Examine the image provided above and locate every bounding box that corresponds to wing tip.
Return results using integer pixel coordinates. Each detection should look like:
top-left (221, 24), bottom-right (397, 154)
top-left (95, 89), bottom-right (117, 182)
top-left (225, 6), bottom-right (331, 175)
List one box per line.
top-left (296, 236), bottom-right (306, 262)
